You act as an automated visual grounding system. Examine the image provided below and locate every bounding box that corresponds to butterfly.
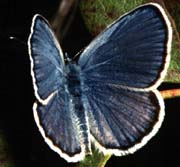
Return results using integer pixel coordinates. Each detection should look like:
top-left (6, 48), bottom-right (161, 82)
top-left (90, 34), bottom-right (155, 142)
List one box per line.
top-left (28, 3), bottom-right (172, 162)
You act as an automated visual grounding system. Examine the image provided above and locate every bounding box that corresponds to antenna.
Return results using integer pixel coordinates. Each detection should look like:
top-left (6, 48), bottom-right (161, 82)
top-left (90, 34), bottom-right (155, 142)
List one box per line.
top-left (0, 33), bottom-right (27, 46)
top-left (8, 36), bottom-right (27, 46)
top-left (64, 52), bottom-right (72, 63)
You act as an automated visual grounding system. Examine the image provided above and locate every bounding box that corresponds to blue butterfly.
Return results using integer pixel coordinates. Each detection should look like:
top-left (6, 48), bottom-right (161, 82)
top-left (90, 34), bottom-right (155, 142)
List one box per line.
top-left (28, 3), bottom-right (172, 162)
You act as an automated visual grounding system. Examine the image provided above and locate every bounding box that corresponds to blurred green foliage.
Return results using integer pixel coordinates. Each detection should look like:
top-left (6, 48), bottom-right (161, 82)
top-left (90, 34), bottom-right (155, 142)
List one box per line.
top-left (166, 41), bottom-right (180, 82)
top-left (80, 0), bottom-right (145, 35)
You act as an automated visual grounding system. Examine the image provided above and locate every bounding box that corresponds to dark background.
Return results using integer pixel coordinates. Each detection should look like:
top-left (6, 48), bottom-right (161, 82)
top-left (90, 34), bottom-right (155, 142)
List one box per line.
top-left (0, 0), bottom-right (180, 166)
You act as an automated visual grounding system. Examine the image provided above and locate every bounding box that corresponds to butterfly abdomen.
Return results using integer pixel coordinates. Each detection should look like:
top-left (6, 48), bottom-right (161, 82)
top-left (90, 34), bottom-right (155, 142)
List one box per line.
top-left (65, 63), bottom-right (91, 155)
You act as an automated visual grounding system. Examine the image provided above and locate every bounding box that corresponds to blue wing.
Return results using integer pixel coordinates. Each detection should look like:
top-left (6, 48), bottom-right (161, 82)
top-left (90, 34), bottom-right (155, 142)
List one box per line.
top-left (28, 14), bottom-right (65, 103)
top-left (83, 84), bottom-right (164, 155)
top-left (78, 3), bottom-right (171, 155)
top-left (28, 15), bottom-right (85, 162)
top-left (78, 3), bottom-right (172, 89)
top-left (33, 91), bottom-right (85, 162)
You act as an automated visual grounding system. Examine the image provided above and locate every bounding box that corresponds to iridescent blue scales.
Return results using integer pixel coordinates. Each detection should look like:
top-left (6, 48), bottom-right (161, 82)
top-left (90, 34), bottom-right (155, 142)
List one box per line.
top-left (28, 3), bottom-right (172, 162)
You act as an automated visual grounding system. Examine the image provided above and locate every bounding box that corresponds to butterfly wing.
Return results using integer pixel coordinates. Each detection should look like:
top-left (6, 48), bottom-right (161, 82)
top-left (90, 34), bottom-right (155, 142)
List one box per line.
top-left (33, 93), bottom-right (84, 162)
top-left (83, 84), bottom-right (164, 155)
top-left (78, 3), bottom-right (172, 90)
top-left (78, 3), bottom-right (172, 155)
top-left (28, 14), bottom-right (65, 104)
top-left (28, 15), bottom-right (84, 162)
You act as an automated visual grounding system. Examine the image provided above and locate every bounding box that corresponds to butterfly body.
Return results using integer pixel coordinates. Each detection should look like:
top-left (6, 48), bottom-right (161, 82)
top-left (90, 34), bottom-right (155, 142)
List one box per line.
top-left (28, 3), bottom-right (172, 162)
top-left (65, 62), bottom-right (92, 155)
top-left (65, 62), bottom-right (81, 97)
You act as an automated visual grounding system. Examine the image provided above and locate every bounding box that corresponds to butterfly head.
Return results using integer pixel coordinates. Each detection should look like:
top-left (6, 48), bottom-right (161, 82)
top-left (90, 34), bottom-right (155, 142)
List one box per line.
top-left (64, 52), bottom-right (73, 64)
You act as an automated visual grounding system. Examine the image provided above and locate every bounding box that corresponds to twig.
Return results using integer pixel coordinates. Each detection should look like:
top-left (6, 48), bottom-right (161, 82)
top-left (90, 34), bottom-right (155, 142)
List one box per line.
top-left (160, 88), bottom-right (180, 99)
top-left (51, 0), bottom-right (79, 42)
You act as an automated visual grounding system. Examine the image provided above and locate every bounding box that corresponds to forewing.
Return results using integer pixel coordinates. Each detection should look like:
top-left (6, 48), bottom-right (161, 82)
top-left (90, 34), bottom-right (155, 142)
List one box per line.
top-left (83, 84), bottom-right (164, 155)
top-left (33, 90), bottom-right (85, 162)
top-left (78, 3), bottom-right (172, 89)
top-left (28, 14), bottom-right (65, 104)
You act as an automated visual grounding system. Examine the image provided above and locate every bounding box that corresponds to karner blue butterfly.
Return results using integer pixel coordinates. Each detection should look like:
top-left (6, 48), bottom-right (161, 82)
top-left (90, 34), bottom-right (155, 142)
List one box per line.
top-left (28, 3), bottom-right (172, 162)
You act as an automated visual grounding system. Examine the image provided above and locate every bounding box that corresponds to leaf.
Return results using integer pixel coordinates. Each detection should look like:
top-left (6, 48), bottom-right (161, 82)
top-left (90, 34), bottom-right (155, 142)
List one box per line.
top-left (79, 0), bottom-right (146, 35)
top-left (164, 40), bottom-right (180, 83)
top-left (163, 0), bottom-right (180, 82)
top-left (74, 147), bottom-right (111, 167)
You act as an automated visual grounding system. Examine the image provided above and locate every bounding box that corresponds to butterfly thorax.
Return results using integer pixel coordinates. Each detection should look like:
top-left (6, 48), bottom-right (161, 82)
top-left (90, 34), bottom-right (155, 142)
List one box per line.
top-left (65, 62), bottom-right (91, 155)
top-left (65, 63), bottom-right (81, 97)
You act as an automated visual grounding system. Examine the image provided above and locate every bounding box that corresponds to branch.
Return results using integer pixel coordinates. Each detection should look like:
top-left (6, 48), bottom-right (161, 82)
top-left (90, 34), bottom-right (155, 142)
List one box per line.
top-left (160, 88), bottom-right (180, 99)
top-left (51, 0), bottom-right (79, 42)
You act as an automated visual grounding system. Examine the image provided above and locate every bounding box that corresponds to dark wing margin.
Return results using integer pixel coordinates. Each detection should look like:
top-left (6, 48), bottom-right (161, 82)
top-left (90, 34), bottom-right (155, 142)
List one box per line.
top-left (33, 91), bottom-right (85, 162)
top-left (78, 3), bottom-right (172, 90)
top-left (28, 14), bottom-right (65, 104)
top-left (83, 84), bottom-right (164, 155)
